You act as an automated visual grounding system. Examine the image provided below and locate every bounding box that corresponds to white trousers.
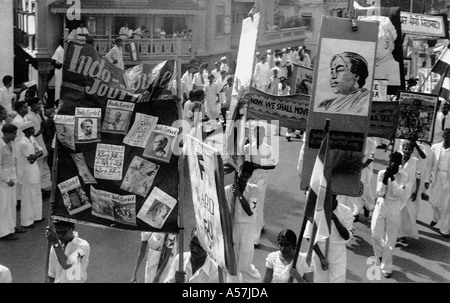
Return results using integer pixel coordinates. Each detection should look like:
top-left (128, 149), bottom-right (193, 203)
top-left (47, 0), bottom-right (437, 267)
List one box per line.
top-left (371, 199), bottom-right (401, 274)
top-left (313, 241), bottom-right (347, 283)
top-left (0, 184), bottom-right (17, 238)
top-left (227, 222), bottom-right (260, 283)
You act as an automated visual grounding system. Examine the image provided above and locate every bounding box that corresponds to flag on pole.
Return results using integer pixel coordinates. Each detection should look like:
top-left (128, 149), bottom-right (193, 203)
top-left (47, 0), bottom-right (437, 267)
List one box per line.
top-left (432, 44), bottom-right (450, 100)
top-left (304, 120), bottom-right (333, 263)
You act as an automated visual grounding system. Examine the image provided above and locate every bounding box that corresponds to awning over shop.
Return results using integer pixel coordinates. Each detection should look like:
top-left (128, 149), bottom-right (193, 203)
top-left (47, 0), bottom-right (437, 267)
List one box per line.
top-left (50, 0), bottom-right (203, 15)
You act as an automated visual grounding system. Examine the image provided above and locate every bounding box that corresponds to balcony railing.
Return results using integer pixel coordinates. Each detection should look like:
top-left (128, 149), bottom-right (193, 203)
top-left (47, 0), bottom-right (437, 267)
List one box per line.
top-left (91, 37), bottom-right (193, 60)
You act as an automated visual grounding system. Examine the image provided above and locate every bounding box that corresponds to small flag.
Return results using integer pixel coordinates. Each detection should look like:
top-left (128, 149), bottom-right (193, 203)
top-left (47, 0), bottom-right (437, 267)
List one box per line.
top-left (432, 44), bottom-right (450, 100)
top-left (304, 120), bottom-right (333, 267)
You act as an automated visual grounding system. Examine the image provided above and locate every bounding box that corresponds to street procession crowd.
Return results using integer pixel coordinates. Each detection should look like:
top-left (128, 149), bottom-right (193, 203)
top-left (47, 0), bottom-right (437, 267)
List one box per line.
top-left (1, 34), bottom-right (449, 284)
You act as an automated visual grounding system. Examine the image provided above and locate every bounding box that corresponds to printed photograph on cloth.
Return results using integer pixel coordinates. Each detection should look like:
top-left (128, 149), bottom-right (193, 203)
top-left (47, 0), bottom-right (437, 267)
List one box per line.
top-left (313, 38), bottom-right (376, 116)
top-left (396, 91), bottom-right (439, 144)
top-left (57, 176), bottom-right (91, 216)
top-left (137, 187), bottom-right (176, 229)
top-left (120, 156), bottom-right (160, 197)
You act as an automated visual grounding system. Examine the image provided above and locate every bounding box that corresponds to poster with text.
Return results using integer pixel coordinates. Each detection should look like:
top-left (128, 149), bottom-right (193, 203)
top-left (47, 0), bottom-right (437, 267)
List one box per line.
top-left (54, 115), bottom-right (75, 151)
top-left (94, 144), bottom-right (125, 180)
top-left (142, 124), bottom-right (179, 163)
top-left (57, 176), bottom-right (91, 216)
top-left (74, 107), bottom-right (102, 144)
top-left (121, 156), bottom-right (160, 197)
top-left (137, 187), bottom-right (176, 229)
top-left (185, 134), bottom-right (237, 275)
top-left (302, 17), bottom-right (378, 196)
top-left (123, 113), bottom-right (159, 148)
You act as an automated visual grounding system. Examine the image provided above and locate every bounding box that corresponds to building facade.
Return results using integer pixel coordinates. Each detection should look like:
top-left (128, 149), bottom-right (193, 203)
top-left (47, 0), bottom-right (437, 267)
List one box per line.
top-left (13, 0), bottom-right (307, 97)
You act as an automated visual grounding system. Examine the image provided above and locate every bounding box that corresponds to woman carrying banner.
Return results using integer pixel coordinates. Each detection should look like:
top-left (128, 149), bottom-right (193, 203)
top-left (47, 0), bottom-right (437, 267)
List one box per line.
top-left (262, 229), bottom-right (313, 283)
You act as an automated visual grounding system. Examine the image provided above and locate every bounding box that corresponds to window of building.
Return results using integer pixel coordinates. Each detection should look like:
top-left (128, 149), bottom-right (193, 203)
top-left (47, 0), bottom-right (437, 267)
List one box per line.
top-left (216, 5), bottom-right (225, 35)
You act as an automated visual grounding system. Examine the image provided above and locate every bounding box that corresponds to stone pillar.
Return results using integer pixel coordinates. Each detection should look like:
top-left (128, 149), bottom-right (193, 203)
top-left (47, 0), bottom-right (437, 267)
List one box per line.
top-left (0, 0), bottom-right (14, 84)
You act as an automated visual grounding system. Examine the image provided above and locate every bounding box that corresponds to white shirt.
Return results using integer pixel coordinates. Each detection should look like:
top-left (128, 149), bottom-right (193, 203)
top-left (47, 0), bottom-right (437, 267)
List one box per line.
top-left (105, 45), bottom-right (124, 70)
top-left (181, 71), bottom-right (195, 96)
top-left (225, 182), bottom-right (259, 223)
top-left (48, 232), bottom-right (90, 283)
top-left (304, 203), bottom-right (354, 244)
top-left (164, 252), bottom-right (219, 283)
top-left (16, 135), bottom-right (42, 184)
top-left (0, 87), bottom-right (15, 113)
top-left (141, 232), bottom-right (177, 253)
top-left (253, 61), bottom-right (271, 88)
top-left (265, 251), bottom-right (313, 283)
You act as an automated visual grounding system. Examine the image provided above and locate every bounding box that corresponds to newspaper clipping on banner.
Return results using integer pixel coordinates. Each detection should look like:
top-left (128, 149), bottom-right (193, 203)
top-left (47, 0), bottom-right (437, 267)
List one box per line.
top-left (397, 91), bottom-right (439, 143)
top-left (54, 115), bottom-right (75, 150)
top-left (94, 144), bottom-right (125, 180)
top-left (185, 134), bottom-right (236, 275)
top-left (142, 124), bottom-right (179, 163)
top-left (74, 107), bottom-right (102, 144)
top-left (101, 100), bottom-right (135, 134)
top-left (137, 187), bottom-right (176, 229)
top-left (121, 156), bottom-right (160, 197)
top-left (71, 153), bottom-right (97, 184)
top-left (57, 176), bottom-right (91, 215)
top-left (123, 113), bottom-right (159, 148)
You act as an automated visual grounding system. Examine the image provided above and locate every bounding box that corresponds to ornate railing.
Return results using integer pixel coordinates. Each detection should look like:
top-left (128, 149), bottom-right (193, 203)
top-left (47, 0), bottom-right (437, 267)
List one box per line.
top-left (91, 37), bottom-right (193, 60)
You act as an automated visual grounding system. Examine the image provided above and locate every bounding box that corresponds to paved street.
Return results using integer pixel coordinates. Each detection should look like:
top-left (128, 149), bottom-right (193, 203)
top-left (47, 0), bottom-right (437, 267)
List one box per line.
top-left (1, 131), bottom-right (449, 283)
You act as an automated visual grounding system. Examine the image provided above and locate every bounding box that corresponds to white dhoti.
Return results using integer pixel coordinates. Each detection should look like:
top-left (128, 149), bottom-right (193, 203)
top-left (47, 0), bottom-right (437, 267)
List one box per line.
top-left (398, 199), bottom-right (419, 239)
top-left (20, 181), bottom-right (42, 226)
top-left (249, 170), bottom-right (268, 245)
top-left (227, 222), bottom-right (261, 283)
top-left (429, 171), bottom-right (450, 224)
top-left (313, 241), bottom-right (347, 283)
top-left (0, 183), bottom-right (17, 238)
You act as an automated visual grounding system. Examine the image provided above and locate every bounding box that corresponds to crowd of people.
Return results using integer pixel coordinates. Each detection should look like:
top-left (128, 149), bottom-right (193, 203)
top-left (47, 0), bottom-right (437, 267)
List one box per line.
top-left (2, 35), bottom-right (450, 284)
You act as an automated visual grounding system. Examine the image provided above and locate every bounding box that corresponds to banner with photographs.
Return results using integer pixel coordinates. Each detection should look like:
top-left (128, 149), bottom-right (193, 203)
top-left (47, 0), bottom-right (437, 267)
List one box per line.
top-left (57, 176), bottom-right (91, 216)
top-left (142, 124), bottom-right (179, 164)
top-left (185, 134), bottom-right (237, 275)
top-left (302, 17), bottom-right (378, 197)
top-left (290, 64), bottom-right (313, 95)
top-left (396, 91), bottom-right (439, 144)
top-left (246, 87), bottom-right (309, 130)
top-left (368, 101), bottom-right (401, 140)
top-left (356, 5), bottom-right (406, 95)
top-left (54, 115), bottom-right (75, 151)
top-left (137, 187), bottom-right (177, 229)
top-left (101, 100), bottom-right (135, 134)
top-left (52, 41), bottom-right (178, 233)
top-left (123, 113), bottom-right (159, 148)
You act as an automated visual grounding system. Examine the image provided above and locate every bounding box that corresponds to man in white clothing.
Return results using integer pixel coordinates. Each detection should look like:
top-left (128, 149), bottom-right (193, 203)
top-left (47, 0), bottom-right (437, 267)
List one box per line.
top-left (371, 151), bottom-right (407, 278)
top-left (203, 74), bottom-right (220, 120)
top-left (119, 23), bottom-right (131, 39)
top-left (304, 195), bottom-right (353, 283)
top-left (164, 228), bottom-right (219, 283)
top-left (181, 65), bottom-right (198, 103)
top-left (427, 128), bottom-right (450, 237)
top-left (193, 63), bottom-right (209, 91)
top-left (105, 38), bottom-right (124, 70)
top-left (0, 124), bottom-right (19, 241)
top-left (432, 101), bottom-right (449, 144)
top-left (220, 56), bottom-right (231, 74)
top-left (16, 121), bottom-right (44, 228)
top-left (244, 125), bottom-right (276, 245)
top-left (225, 161), bottom-right (261, 283)
top-left (45, 220), bottom-right (90, 283)
top-left (253, 54), bottom-right (271, 92)
top-left (51, 38), bottom-right (64, 101)
top-left (0, 75), bottom-right (15, 116)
